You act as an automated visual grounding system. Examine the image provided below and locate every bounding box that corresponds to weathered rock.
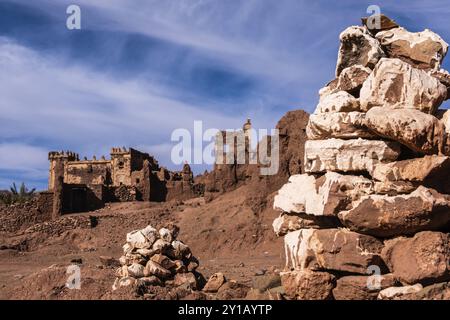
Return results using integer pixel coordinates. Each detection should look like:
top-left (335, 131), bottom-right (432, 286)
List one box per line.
top-left (169, 240), bottom-right (191, 260)
top-left (280, 270), bottom-right (335, 300)
top-left (397, 281), bottom-right (450, 300)
top-left (273, 172), bottom-right (373, 216)
top-left (251, 274), bottom-right (281, 291)
top-left (336, 26), bottom-right (384, 76)
top-left (372, 180), bottom-right (417, 195)
top-left (318, 66), bottom-right (371, 100)
top-left (158, 228), bottom-right (173, 243)
top-left (284, 228), bottom-right (384, 274)
top-left (376, 27), bottom-right (448, 70)
top-left (152, 239), bottom-right (171, 253)
top-left (126, 230), bottom-right (151, 249)
top-left (307, 112), bottom-right (374, 140)
top-left (370, 155), bottom-right (450, 182)
top-left (304, 139), bottom-right (401, 173)
top-left (116, 265), bottom-right (129, 278)
top-left (150, 254), bottom-right (176, 270)
top-left (135, 248), bottom-right (156, 258)
top-left (127, 263), bottom-right (145, 278)
top-left (269, 110), bottom-right (309, 187)
top-left (144, 260), bottom-right (172, 279)
top-left (381, 231), bottom-right (450, 284)
top-left (173, 272), bottom-right (198, 290)
top-left (203, 273), bottom-right (226, 293)
top-left (272, 212), bottom-right (339, 236)
top-left (119, 253), bottom-right (146, 266)
top-left (140, 225), bottom-right (159, 244)
top-left (437, 107), bottom-right (450, 126)
top-left (336, 65), bottom-right (372, 95)
top-left (431, 70), bottom-right (450, 100)
top-left (315, 91), bottom-right (360, 113)
top-left (187, 258), bottom-right (199, 272)
top-left (361, 14), bottom-right (399, 34)
top-left (365, 107), bottom-right (446, 155)
top-left (339, 186), bottom-right (450, 237)
top-left (122, 243), bottom-right (133, 255)
top-left (173, 260), bottom-right (187, 274)
top-left (112, 277), bottom-right (137, 291)
top-left (360, 58), bottom-right (447, 113)
top-left (333, 274), bottom-right (398, 300)
top-left (137, 276), bottom-right (162, 287)
top-left (377, 284), bottom-right (423, 300)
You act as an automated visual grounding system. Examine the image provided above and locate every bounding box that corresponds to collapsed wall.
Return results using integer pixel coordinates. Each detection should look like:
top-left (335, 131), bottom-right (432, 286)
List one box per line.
top-left (272, 15), bottom-right (450, 300)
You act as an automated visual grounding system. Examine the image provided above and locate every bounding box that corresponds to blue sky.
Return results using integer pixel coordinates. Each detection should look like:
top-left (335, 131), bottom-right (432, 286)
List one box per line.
top-left (1, 0), bottom-right (450, 190)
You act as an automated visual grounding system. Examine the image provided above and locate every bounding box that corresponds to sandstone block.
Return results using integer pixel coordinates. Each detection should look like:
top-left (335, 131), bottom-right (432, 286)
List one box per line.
top-left (144, 260), bottom-right (172, 279)
top-left (315, 91), bottom-right (360, 113)
top-left (339, 186), bottom-right (450, 237)
top-left (284, 228), bottom-right (384, 274)
top-left (306, 112), bottom-right (374, 140)
top-left (273, 172), bottom-right (373, 216)
top-left (126, 230), bottom-right (151, 249)
top-left (332, 274), bottom-right (397, 300)
top-left (127, 263), bottom-right (145, 278)
top-left (281, 270), bottom-right (335, 300)
top-left (335, 65), bottom-right (372, 95)
top-left (304, 139), bottom-right (401, 173)
top-left (360, 58), bottom-right (447, 113)
top-left (365, 107), bottom-right (446, 155)
top-left (370, 155), bottom-right (450, 182)
top-left (381, 231), bottom-right (450, 284)
top-left (377, 284), bottom-right (423, 300)
top-left (272, 212), bottom-right (338, 236)
top-left (173, 272), bottom-right (198, 290)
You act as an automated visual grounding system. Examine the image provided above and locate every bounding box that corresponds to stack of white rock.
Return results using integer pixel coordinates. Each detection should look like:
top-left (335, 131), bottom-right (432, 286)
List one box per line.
top-left (272, 15), bottom-right (450, 300)
top-left (112, 225), bottom-right (200, 291)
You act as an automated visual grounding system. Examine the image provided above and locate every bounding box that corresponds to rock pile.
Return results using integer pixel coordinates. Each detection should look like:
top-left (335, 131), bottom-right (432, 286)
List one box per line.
top-left (272, 15), bottom-right (450, 300)
top-left (112, 224), bottom-right (202, 292)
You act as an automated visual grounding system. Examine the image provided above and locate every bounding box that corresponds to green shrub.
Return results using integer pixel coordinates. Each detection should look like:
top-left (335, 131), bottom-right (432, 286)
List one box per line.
top-left (0, 183), bottom-right (36, 205)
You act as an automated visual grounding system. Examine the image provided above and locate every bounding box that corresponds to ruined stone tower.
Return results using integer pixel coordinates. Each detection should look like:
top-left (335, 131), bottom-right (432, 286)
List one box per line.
top-left (48, 151), bottom-right (78, 191)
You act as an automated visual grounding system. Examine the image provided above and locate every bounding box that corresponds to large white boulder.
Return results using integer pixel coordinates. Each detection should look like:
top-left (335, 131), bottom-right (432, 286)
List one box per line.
top-left (273, 173), bottom-right (373, 216)
top-left (306, 112), bottom-right (374, 140)
top-left (304, 138), bottom-right (401, 173)
top-left (365, 107), bottom-right (446, 155)
top-left (360, 58), bottom-right (447, 113)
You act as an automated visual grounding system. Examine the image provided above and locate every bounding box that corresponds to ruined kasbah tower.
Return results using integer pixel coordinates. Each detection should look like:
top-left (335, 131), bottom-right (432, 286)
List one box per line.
top-left (48, 147), bottom-right (197, 217)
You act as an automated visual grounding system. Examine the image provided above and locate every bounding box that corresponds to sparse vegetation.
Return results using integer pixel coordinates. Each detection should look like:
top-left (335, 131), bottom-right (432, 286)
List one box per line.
top-left (0, 182), bottom-right (36, 205)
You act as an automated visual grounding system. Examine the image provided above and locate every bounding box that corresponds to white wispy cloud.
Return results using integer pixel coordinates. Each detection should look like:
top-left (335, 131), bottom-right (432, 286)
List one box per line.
top-left (2, 0), bottom-right (450, 190)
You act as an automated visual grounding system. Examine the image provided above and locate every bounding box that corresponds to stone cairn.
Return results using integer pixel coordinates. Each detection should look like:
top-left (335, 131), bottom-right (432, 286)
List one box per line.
top-left (272, 15), bottom-right (450, 300)
top-left (113, 225), bottom-right (201, 291)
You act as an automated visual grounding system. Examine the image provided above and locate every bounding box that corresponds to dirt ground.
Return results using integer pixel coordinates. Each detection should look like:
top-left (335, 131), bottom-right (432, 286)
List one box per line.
top-left (0, 185), bottom-right (284, 299)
